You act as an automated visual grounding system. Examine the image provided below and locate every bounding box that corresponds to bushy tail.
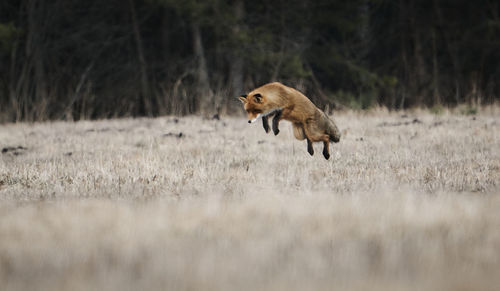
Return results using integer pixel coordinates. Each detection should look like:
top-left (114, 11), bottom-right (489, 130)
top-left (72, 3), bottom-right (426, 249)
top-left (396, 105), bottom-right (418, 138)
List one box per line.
top-left (324, 112), bottom-right (341, 143)
top-left (329, 122), bottom-right (341, 143)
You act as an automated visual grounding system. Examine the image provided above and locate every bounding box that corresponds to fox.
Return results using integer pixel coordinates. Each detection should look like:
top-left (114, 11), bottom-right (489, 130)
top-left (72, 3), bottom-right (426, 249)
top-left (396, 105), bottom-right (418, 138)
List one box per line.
top-left (238, 82), bottom-right (340, 160)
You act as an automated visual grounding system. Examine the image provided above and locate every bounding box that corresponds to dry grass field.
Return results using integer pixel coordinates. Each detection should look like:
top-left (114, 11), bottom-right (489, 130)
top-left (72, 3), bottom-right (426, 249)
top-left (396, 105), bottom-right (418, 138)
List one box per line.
top-left (1, 107), bottom-right (499, 291)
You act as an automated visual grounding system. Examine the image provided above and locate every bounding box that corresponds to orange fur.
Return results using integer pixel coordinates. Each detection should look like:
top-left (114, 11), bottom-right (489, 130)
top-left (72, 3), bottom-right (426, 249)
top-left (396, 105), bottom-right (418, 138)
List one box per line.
top-left (239, 82), bottom-right (340, 159)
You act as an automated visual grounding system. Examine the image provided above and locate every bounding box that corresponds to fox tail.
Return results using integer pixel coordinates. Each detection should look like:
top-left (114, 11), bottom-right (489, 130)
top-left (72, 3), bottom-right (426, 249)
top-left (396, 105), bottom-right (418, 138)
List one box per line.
top-left (324, 113), bottom-right (341, 143)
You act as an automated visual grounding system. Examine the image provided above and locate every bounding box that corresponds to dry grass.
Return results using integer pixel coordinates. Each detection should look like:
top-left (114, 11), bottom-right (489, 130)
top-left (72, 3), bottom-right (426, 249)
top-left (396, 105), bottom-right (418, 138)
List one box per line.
top-left (0, 107), bottom-right (499, 291)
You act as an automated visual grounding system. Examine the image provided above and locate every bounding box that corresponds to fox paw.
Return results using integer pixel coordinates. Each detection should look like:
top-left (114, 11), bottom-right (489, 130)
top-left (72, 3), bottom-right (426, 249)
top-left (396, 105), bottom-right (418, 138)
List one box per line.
top-left (322, 150), bottom-right (330, 160)
top-left (273, 128), bottom-right (280, 135)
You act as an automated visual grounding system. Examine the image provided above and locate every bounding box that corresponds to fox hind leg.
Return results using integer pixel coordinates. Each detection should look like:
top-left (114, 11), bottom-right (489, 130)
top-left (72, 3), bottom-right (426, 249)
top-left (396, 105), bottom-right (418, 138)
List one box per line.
top-left (292, 123), bottom-right (306, 140)
top-left (304, 120), bottom-right (330, 160)
top-left (262, 116), bottom-right (270, 133)
top-left (322, 140), bottom-right (330, 160)
top-left (272, 109), bottom-right (282, 135)
top-left (307, 139), bottom-right (314, 156)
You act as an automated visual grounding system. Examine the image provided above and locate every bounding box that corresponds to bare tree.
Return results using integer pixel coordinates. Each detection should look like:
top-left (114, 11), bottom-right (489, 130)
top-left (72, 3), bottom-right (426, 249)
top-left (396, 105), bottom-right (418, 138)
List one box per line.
top-left (129, 0), bottom-right (151, 115)
top-left (192, 22), bottom-right (213, 113)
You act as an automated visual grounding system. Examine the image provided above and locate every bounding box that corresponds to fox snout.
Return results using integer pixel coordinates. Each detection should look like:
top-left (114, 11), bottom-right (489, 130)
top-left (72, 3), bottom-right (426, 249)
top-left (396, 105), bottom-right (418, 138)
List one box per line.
top-left (248, 113), bottom-right (262, 123)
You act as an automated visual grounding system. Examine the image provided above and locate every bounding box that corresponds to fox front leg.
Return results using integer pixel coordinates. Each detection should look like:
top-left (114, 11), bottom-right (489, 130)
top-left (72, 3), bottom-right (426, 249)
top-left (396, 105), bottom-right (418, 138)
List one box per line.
top-left (262, 116), bottom-right (270, 133)
top-left (272, 109), bottom-right (283, 135)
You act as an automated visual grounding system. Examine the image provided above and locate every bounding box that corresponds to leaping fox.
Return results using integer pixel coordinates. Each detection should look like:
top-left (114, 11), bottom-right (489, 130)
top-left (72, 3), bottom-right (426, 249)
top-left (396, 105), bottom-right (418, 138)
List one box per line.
top-left (238, 82), bottom-right (340, 160)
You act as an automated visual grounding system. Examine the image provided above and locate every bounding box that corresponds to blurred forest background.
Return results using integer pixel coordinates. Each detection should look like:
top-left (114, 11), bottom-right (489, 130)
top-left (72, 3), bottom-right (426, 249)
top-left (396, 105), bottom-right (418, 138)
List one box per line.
top-left (0, 0), bottom-right (499, 122)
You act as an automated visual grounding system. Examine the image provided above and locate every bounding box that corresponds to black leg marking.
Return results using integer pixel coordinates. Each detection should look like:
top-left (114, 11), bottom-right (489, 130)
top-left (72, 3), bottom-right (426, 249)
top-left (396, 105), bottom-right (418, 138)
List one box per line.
top-left (322, 141), bottom-right (330, 160)
top-left (307, 139), bottom-right (314, 156)
top-left (272, 109), bottom-right (282, 135)
top-left (262, 116), bottom-right (270, 133)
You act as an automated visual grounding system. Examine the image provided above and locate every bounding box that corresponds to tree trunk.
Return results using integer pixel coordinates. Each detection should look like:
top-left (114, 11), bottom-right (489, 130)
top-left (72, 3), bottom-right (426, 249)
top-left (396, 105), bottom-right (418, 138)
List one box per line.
top-left (431, 27), bottom-right (440, 105)
top-left (129, 0), bottom-right (151, 116)
top-left (434, 0), bottom-right (461, 104)
top-left (9, 29), bottom-right (21, 121)
top-left (413, 24), bottom-right (426, 106)
top-left (160, 7), bottom-right (170, 114)
top-left (229, 0), bottom-right (244, 100)
top-left (399, 0), bottom-right (409, 109)
top-left (192, 22), bottom-right (213, 113)
top-left (26, 0), bottom-right (47, 120)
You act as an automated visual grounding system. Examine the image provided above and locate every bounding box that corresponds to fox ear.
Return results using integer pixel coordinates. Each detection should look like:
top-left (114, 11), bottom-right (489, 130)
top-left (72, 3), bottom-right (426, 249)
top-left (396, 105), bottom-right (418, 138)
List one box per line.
top-left (253, 93), bottom-right (263, 103)
top-left (238, 94), bottom-right (247, 103)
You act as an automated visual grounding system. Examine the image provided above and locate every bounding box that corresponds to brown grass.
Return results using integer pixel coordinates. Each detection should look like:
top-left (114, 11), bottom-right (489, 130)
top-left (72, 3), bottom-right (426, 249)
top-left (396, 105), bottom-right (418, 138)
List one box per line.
top-left (0, 107), bottom-right (499, 291)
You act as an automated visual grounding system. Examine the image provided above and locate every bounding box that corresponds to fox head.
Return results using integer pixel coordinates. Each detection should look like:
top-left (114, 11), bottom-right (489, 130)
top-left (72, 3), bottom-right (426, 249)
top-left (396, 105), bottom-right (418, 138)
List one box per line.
top-left (238, 93), bottom-right (273, 123)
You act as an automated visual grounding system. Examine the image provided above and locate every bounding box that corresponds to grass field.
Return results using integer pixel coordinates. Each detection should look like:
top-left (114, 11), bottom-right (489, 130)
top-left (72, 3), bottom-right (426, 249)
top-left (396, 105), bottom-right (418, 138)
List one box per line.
top-left (1, 107), bottom-right (499, 291)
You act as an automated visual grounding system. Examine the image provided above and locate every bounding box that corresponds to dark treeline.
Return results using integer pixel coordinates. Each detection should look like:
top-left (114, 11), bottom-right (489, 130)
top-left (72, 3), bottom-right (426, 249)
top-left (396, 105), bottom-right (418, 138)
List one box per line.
top-left (0, 0), bottom-right (499, 121)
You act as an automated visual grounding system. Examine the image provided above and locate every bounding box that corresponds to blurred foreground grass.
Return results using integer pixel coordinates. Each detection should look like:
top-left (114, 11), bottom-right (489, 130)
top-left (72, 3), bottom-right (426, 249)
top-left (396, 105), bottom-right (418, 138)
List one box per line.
top-left (0, 107), bottom-right (499, 291)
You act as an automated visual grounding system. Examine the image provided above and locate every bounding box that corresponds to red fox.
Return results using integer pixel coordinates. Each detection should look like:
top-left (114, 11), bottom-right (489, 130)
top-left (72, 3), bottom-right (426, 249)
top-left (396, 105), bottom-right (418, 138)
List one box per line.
top-left (238, 82), bottom-right (340, 159)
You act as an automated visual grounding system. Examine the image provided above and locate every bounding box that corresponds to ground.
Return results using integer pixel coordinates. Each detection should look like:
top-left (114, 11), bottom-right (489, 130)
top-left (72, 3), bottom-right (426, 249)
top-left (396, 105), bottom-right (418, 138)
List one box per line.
top-left (0, 107), bottom-right (499, 291)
